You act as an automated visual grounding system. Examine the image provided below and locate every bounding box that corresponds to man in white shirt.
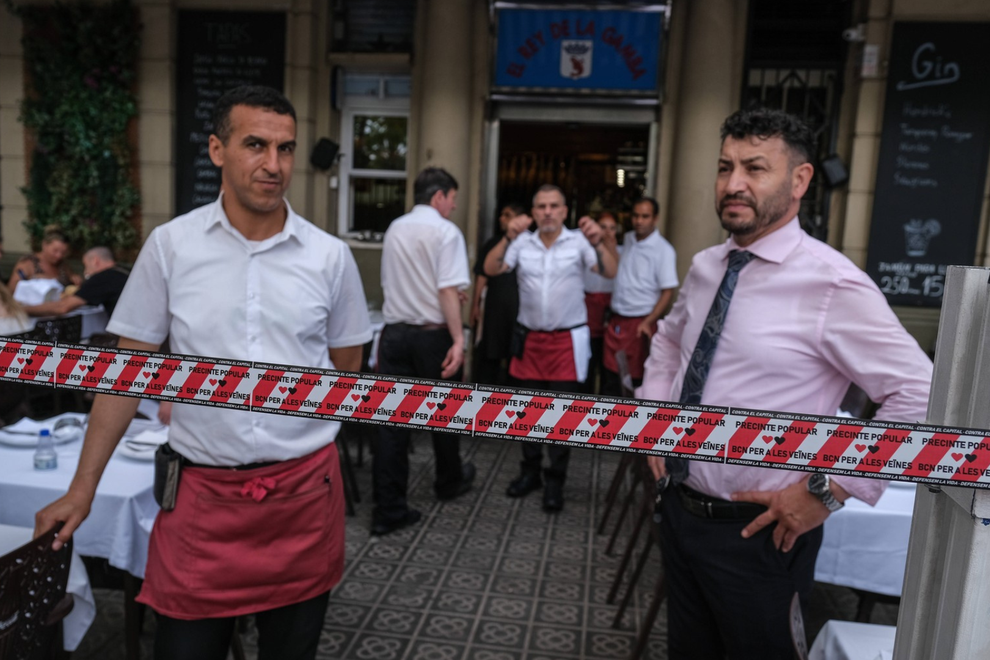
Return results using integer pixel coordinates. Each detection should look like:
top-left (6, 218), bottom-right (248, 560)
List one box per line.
top-left (35, 86), bottom-right (372, 660)
top-left (484, 184), bottom-right (618, 511)
top-left (603, 197), bottom-right (678, 394)
top-left (375, 167), bottom-right (475, 536)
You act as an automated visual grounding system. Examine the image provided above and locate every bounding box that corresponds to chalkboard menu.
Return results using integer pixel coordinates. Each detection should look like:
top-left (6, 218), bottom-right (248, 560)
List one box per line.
top-left (174, 10), bottom-right (286, 216)
top-left (866, 22), bottom-right (990, 307)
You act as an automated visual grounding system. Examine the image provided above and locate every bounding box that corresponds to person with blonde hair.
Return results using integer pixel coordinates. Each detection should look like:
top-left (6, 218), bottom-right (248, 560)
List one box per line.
top-left (7, 225), bottom-right (81, 292)
top-left (0, 281), bottom-right (32, 335)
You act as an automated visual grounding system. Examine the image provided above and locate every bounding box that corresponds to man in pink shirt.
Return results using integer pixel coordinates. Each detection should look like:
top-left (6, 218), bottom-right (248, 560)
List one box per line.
top-left (639, 108), bottom-right (932, 658)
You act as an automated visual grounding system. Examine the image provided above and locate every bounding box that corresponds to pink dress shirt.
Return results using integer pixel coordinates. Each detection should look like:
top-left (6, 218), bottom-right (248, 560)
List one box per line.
top-left (637, 218), bottom-right (932, 504)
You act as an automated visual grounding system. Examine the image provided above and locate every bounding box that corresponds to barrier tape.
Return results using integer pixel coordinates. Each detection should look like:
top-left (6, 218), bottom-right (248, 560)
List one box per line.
top-left (2, 338), bottom-right (988, 490)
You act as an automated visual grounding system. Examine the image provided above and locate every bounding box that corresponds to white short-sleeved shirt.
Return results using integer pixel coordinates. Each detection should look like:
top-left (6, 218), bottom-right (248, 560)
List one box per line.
top-left (108, 195), bottom-right (373, 466)
top-left (504, 227), bottom-right (598, 331)
top-left (611, 230), bottom-right (679, 317)
top-left (381, 205), bottom-right (471, 325)
top-left (583, 245), bottom-right (621, 294)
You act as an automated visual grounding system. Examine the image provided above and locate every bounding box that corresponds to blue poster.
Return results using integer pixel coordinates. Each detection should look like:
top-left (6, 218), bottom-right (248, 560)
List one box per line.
top-left (494, 8), bottom-right (663, 93)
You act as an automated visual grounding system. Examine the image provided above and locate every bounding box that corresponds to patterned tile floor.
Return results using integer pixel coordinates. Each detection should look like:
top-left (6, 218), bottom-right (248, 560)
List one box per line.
top-left (73, 431), bottom-right (897, 659)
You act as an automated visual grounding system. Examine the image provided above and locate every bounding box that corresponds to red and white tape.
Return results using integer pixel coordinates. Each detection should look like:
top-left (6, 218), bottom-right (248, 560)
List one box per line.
top-left (2, 338), bottom-right (987, 489)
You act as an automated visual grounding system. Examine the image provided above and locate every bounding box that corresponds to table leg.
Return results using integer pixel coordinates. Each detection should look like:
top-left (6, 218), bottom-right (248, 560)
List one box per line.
top-left (123, 572), bottom-right (145, 660)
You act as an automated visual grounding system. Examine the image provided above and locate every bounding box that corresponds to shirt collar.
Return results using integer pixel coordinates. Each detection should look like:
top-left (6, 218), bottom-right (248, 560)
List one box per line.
top-left (721, 216), bottom-right (803, 265)
top-left (204, 192), bottom-right (302, 250)
top-left (626, 229), bottom-right (660, 247)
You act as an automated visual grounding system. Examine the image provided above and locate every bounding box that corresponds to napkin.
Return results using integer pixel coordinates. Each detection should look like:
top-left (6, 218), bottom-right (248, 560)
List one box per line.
top-left (12, 278), bottom-right (64, 306)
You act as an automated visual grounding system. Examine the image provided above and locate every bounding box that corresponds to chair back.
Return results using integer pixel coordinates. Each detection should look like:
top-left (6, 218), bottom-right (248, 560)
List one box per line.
top-left (0, 525), bottom-right (74, 660)
top-left (789, 591), bottom-right (809, 660)
top-left (27, 315), bottom-right (82, 345)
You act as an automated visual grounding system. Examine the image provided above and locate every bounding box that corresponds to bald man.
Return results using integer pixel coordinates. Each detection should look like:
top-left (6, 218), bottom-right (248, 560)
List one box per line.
top-left (25, 247), bottom-right (129, 317)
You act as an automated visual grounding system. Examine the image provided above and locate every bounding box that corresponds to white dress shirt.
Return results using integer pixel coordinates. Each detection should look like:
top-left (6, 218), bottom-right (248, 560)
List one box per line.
top-left (108, 195), bottom-right (373, 466)
top-left (381, 205), bottom-right (471, 325)
top-left (504, 227), bottom-right (598, 331)
top-left (611, 230), bottom-right (679, 317)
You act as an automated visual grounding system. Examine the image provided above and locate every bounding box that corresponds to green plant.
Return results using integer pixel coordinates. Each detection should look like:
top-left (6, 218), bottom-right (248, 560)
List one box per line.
top-left (6, 0), bottom-right (141, 253)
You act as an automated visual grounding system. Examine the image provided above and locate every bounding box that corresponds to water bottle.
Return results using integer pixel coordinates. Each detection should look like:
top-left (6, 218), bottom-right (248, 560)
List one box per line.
top-left (34, 429), bottom-right (57, 470)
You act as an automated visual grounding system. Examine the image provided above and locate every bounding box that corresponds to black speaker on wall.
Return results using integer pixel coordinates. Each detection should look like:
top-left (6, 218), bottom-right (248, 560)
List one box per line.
top-left (310, 138), bottom-right (340, 171)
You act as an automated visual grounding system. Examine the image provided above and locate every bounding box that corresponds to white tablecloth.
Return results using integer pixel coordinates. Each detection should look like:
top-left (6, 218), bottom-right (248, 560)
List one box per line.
top-left (815, 481), bottom-right (916, 597)
top-left (810, 620), bottom-right (895, 660)
top-left (0, 432), bottom-right (158, 579)
top-left (0, 523), bottom-right (96, 652)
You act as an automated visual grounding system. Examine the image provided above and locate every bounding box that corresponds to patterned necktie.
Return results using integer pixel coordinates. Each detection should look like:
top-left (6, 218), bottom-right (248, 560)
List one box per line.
top-left (679, 249), bottom-right (756, 405)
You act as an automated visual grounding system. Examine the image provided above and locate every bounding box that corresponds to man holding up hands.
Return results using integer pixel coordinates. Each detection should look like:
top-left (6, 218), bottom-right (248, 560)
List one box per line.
top-left (484, 184), bottom-right (618, 511)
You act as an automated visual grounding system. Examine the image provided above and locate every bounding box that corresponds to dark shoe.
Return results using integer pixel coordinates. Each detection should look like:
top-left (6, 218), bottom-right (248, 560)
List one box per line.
top-left (371, 509), bottom-right (422, 536)
top-left (507, 470), bottom-right (542, 498)
top-left (543, 480), bottom-right (564, 512)
top-left (437, 462), bottom-right (476, 501)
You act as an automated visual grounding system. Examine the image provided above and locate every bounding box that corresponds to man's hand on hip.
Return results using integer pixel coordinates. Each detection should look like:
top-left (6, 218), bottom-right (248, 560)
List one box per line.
top-left (637, 319), bottom-right (656, 339)
top-left (732, 478), bottom-right (837, 552)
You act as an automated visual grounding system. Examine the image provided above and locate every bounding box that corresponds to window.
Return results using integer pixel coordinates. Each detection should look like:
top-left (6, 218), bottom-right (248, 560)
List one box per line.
top-left (337, 73), bottom-right (411, 238)
top-left (330, 0), bottom-right (416, 54)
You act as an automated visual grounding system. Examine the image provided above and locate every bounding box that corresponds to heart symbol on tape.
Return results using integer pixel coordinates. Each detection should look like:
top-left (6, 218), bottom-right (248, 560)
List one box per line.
top-left (506, 410), bottom-right (515, 417)
top-left (855, 444), bottom-right (867, 453)
top-left (600, 419), bottom-right (610, 427)
top-left (426, 402), bottom-right (436, 409)
top-left (288, 387), bottom-right (297, 395)
top-left (87, 365), bottom-right (96, 372)
top-left (516, 411), bottom-right (526, 419)
top-left (16, 358), bottom-right (23, 364)
top-left (219, 380), bottom-right (228, 388)
top-left (143, 371), bottom-right (151, 379)
top-left (151, 373), bottom-right (160, 380)
top-left (351, 394), bottom-right (361, 401)
top-left (78, 365), bottom-right (87, 372)
top-left (437, 403), bottom-right (447, 411)
top-left (867, 445), bottom-right (880, 454)
top-left (361, 394), bottom-right (371, 403)
top-left (278, 386), bottom-right (288, 394)
top-left (762, 435), bottom-right (774, 443)
top-left (966, 454), bottom-right (978, 463)
top-left (588, 419), bottom-right (599, 426)
top-left (672, 427), bottom-right (684, 435)
top-left (774, 436), bottom-right (786, 445)
top-left (25, 359), bottom-right (33, 365)
top-left (684, 428), bottom-right (696, 436)
top-left (952, 453), bottom-right (964, 461)
top-left (209, 379), bottom-right (218, 386)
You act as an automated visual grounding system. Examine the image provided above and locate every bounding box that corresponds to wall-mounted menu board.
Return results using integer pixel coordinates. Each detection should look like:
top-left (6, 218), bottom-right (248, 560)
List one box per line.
top-left (174, 10), bottom-right (286, 216)
top-left (866, 22), bottom-right (990, 307)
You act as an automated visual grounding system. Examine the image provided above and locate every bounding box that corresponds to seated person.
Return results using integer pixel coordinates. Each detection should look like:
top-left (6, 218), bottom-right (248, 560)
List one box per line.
top-left (24, 247), bottom-right (128, 317)
top-left (7, 225), bottom-right (81, 291)
top-left (0, 281), bottom-right (33, 336)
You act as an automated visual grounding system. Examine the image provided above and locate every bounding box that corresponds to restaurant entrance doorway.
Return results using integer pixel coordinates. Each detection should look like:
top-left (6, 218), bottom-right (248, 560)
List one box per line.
top-left (490, 121), bottom-right (651, 235)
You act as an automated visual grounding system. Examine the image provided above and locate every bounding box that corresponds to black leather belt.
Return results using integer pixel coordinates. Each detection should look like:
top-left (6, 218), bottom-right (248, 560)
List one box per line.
top-left (184, 458), bottom-right (279, 471)
top-left (676, 485), bottom-right (767, 520)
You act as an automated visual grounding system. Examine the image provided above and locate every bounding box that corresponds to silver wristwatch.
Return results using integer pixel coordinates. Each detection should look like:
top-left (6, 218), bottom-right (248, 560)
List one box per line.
top-left (807, 473), bottom-right (844, 512)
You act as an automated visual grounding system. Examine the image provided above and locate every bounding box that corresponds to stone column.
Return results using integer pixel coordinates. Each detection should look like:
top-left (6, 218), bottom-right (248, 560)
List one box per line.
top-left (665, 0), bottom-right (746, 279)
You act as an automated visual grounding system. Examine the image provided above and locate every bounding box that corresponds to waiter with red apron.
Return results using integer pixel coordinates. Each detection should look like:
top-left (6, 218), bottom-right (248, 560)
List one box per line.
top-left (483, 184), bottom-right (618, 512)
top-left (603, 197), bottom-right (678, 395)
top-left (35, 86), bottom-right (373, 660)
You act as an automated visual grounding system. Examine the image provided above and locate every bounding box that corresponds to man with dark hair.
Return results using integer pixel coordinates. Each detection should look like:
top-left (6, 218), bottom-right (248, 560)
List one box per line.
top-left (24, 246), bottom-right (129, 317)
top-left (639, 107), bottom-right (932, 658)
top-left (211, 84), bottom-right (297, 146)
top-left (601, 197), bottom-right (677, 394)
top-left (36, 85), bottom-right (372, 660)
top-left (484, 184), bottom-right (619, 511)
top-left (374, 166), bottom-right (475, 535)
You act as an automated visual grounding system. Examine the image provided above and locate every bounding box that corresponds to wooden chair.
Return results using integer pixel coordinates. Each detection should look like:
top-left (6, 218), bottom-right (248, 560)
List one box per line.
top-left (27, 315), bottom-right (82, 345)
top-left (597, 350), bottom-right (635, 537)
top-left (0, 525), bottom-right (74, 660)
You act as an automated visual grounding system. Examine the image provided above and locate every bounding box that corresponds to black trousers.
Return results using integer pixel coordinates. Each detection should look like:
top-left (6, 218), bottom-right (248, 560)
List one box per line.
top-left (373, 323), bottom-right (465, 523)
top-left (154, 590), bottom-right (330, 660)
top-left (586, 335), bottom-right (605, 394)
top-left (512, 378), bottom-right (583, 480)
top-left (659, 489), bottom-right (823, 660)
top-left (601, 369), bottom-right (643, 397)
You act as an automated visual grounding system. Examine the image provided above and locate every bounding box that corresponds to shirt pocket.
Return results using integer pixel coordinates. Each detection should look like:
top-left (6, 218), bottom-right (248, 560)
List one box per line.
top-left (553, 247), bottom-right (582, 272)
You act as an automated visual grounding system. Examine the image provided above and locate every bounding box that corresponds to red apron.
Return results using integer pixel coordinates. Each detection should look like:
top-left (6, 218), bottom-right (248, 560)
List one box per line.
top-left (584, 292), bottom-right (612, 339)
top-left (510, 329), bottom-right (577, 382)
top-left (603, 314), bottom-right (651, 379)
top-left (137, 443), bottom-right (344, 619)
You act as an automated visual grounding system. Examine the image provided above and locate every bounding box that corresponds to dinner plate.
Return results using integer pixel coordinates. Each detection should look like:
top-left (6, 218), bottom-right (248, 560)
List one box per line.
top-left (117, 427), bottom-right (168, 462)
top-left (0, 414), bottom-right (87, 448)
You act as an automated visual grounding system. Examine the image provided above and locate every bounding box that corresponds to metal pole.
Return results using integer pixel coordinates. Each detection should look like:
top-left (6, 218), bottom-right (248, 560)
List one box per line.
top-left (895, 266), bottom-right (990, 659)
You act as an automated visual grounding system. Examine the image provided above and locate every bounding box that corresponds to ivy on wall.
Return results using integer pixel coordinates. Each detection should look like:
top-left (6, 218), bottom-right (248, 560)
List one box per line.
top-left (5, 0), bottom-right (141, 253)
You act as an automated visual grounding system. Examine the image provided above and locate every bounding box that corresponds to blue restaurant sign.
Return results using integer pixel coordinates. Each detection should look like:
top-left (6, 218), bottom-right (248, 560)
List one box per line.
top-left (494, 7), bottom-right (664, 94)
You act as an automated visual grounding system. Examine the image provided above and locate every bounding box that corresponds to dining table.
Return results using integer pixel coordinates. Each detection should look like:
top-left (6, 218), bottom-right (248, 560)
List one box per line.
top-left (0, 523), bottom-right (96, 652)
